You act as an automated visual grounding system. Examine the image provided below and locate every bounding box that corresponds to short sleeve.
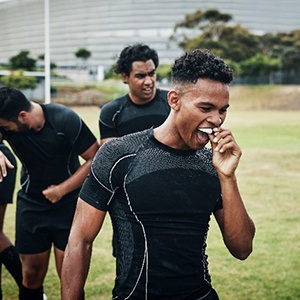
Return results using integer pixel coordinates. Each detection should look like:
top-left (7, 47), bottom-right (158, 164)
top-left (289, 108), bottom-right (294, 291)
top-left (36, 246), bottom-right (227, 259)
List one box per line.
top-left (99, 101), bottom-right (119, 139)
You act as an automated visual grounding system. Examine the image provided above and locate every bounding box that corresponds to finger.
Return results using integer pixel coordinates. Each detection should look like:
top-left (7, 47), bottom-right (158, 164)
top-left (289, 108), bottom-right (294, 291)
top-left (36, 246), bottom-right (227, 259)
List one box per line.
top-left (212, 128), bottom-right (232, 142)
top-left (0, 158), bottom-right (15, 179)
top-left (208, 133), bottom-right (217, 151)
top-left (0, 162), bottom-right (7, 179)
top-left (214, 135), bottom-right (234, 153)
top-left (5, 157), bottom-right (15, 169)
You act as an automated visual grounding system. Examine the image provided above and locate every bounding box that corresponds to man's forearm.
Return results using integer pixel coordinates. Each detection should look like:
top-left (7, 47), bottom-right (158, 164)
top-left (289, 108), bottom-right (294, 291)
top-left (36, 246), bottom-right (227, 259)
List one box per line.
top-left (219, 174), bottom-right (255, 259)
top-left (61, 241), bottom-right (92, 299)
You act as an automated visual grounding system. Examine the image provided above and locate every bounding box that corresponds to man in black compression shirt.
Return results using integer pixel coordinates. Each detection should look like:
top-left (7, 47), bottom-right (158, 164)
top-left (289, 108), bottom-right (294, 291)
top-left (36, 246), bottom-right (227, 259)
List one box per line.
top-left (0, 87), bottom-right (99, 300)
top-left (99, 43), bottom-right (170, 145)
top-left (62, 49), bottom-right (255, 300)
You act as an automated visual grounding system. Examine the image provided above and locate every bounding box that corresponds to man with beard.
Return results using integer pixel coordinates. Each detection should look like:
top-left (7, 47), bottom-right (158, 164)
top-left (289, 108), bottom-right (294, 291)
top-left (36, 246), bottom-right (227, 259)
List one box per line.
top-left (62, 49), bottom-right (255, 300)
top-left (0, 87), bottom-right (99, 300)
top-left (99, 43), bottom-right (170, 145)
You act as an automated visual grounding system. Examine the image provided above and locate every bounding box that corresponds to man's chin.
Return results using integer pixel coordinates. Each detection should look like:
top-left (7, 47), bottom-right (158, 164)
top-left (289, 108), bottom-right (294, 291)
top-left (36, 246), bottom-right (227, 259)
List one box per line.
top-left (18, 125), bottom-right (30, 132)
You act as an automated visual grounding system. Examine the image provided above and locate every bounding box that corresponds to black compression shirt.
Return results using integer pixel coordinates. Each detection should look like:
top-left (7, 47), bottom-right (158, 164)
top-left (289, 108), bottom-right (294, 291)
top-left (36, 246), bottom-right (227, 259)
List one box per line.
top-left (80, 129), bottom-right (223, 299)
top-left (2, 104), bottom-right (96, 202)
top-left (99, 88), bottom-right (170, 139)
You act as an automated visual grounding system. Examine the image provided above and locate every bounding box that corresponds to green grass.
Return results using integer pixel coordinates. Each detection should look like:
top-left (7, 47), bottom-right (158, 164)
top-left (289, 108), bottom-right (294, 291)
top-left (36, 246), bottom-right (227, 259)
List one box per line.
top-left (2, 86), bottom-right (300, 299)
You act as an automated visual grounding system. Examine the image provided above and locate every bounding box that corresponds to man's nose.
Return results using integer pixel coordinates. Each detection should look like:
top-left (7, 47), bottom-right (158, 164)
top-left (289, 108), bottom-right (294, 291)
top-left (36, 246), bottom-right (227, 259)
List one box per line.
top-left (207, 113), bottom-right (223, 126)
top-left (144, 75), bottom-right (153, 84)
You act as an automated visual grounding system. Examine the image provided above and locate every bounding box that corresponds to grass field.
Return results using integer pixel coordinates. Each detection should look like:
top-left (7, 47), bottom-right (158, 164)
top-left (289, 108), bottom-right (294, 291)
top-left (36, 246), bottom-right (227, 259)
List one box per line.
top-left (2, 85), bottom-right (300, 299)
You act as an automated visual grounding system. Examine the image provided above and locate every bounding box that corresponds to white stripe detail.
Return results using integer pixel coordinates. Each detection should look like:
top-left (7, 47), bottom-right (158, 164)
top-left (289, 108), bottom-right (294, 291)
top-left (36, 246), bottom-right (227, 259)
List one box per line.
top-left (123, 172), bottom-right (149, 300)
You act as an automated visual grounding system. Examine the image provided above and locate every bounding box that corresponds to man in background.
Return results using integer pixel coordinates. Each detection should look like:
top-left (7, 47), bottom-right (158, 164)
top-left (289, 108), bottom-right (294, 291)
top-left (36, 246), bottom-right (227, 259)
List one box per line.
top-left (99, 43), bottom-right (170, 145)
top-left (0, 87), bottom-right (99, 300)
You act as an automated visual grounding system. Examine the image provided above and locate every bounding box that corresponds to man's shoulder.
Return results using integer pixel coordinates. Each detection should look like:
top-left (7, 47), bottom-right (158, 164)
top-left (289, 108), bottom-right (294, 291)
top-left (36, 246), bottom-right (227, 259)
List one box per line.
top-left (102, 129), bottom-right (150, 154)
top-left (101, 94), bottom-right (128, 112)
top-left (155, 88), bottom-right (168, 101)
top-left (93, 130), bottom-right (151, 173)
top-left (42, 103), bottom-right (70, 111)
top-left (42, 103), bottom-right (78, 119)
top-left (156, 88), bottom-right (168, 98)
top-left (42, 103), bottom-right (81, 131)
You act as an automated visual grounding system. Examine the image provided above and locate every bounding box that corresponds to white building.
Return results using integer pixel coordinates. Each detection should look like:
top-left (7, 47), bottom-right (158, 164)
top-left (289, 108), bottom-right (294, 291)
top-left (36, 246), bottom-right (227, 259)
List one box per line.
top-left (1, 0), bottom-right (300, 74)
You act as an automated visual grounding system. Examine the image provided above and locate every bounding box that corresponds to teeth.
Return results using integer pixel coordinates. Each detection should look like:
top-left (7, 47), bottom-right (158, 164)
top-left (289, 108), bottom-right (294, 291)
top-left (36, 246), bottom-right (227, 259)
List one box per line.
top-left (199, 128), bottom-right (214, 134)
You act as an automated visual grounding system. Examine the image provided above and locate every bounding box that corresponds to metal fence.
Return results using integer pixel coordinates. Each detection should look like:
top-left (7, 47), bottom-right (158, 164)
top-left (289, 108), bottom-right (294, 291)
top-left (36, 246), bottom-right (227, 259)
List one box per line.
top-left (233, 71), bottom-right (300, 85)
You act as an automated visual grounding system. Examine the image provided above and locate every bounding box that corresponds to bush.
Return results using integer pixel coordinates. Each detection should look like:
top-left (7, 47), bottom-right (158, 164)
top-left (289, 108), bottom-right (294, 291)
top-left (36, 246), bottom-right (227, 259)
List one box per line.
top-left (0, 72), bottom-right (37, 89)
top-left (156, 64), bottom-right (172, 82)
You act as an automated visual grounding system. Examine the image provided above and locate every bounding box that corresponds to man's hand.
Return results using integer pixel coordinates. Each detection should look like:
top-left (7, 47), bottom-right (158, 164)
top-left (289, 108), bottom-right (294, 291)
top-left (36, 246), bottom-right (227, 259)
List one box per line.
top-left (209, 127), bottom-right (242, 177)
top-left (42, 185), bottom-right (63, 203)
top-left (0, 150), bottom-right (15, 182)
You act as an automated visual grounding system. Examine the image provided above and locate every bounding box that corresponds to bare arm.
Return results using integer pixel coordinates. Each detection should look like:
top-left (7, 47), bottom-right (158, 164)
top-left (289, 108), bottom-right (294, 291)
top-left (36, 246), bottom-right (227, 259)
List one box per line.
top-left (61, 198), bottom-right (107, 299)
top-left (210, 128), bottom-right (255, 260)
top-left (42, 141), bottom-right (100, 203)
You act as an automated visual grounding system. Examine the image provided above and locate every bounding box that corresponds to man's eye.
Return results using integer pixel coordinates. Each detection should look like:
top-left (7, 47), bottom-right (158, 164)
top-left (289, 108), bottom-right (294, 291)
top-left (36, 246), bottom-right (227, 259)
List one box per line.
top-left (201, 107), bottom-right (211, 112)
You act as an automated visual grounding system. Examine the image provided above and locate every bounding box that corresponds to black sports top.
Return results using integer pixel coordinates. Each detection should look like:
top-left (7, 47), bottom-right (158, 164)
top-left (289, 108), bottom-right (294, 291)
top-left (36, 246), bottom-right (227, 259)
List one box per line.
top-left (99, 88), bottom-right (170, 139)
top-left (80, 129), bottom-right (223, 299)
top-left (1, 104), bottom-right (96, 203)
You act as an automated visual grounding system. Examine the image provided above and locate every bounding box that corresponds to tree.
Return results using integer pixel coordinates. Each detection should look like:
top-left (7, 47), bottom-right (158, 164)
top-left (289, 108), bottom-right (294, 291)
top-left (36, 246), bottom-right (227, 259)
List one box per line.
top-left (37, 54), bottom-right (57, 70)
top-left (260, 30), bottom-right (300, 73)
top-left (74, 48), bottom-right (91, 63)
top-left (169, 8), bottom-right (300, 81)
top-left (156, 64), bottom-right (172, 82)
top-left (9, 50), bottom-right (36, 71)
top-left (173, 9), bottom-right (232, 42)
top-left (171, 9), bottom-right (260, 63)
top-left (239, 54), bottom-right (282, 76)
top-left (171, 9), bottom-right (232, 49)
top-left (184, 25), bottom-right (261, 62)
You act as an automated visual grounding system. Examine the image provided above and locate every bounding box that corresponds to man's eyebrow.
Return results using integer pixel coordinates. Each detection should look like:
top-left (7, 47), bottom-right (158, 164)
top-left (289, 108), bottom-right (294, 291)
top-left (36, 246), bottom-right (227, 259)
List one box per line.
top-left (134, 68), bottom-right (156, 76)
top-left (199, 102), bottom-right (230, 109)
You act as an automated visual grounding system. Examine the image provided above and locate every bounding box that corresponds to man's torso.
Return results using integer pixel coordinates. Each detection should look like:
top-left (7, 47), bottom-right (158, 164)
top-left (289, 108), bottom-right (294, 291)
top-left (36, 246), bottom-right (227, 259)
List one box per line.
top-left (80, 129), bottom-right (222, 299)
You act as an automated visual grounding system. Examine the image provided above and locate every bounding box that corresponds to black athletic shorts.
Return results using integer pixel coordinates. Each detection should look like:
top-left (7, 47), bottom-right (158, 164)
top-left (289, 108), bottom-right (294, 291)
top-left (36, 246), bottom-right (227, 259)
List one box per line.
top-left (196, 288), bottom-right (220, 300)
top-left (0, 144), bottom-right (17, 205)
top-left (15, 189), bottom-right (78, 254)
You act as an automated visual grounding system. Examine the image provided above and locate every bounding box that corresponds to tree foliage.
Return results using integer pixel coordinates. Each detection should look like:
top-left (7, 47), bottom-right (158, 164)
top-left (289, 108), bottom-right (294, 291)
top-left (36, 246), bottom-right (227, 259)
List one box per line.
top-left (260, 29), bottom-right (300, 72)
top-left (239, 54), bottom-right (282, 76)
top-left (0, 72), bottom-right (37, 89)
top-left (37, 54), bottom-right (57, 70)
top-left (9, 50), bottom-right (36, 71)
top-left (156, 64), bottom-right (172, 82)
top-left (74, 48), bottom-right (91, 61)
top-left (171, 9), bottom-right (300, 78)
top-left (174, 9), bottom-right (232, 40)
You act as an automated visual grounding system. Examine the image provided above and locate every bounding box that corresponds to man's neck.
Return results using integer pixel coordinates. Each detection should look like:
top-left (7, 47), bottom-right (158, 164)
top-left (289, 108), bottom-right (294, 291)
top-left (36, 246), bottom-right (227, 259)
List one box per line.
top-left (30, 103), bottom-right (45, 131)
top-left (129, 88), bottom-right (157, 105)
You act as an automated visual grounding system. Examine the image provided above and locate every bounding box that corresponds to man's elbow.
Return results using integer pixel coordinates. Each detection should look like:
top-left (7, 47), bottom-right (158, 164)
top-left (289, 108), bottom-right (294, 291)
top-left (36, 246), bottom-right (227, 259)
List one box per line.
top-left (229, 242), bottom-right (253, 260)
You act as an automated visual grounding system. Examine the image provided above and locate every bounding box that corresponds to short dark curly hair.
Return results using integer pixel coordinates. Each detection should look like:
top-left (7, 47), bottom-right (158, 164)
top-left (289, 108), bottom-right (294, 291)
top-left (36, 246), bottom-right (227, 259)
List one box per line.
top-left (114, 43), bottom-right (159, 76)
top-left (0, 86), bottom-right (31, 121)
top-left (171, 49), bottom-right (233, 86)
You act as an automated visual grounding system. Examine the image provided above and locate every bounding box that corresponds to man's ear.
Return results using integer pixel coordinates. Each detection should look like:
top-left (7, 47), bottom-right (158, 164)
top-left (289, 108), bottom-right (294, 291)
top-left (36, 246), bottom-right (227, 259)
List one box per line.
top-left (121, 72), bottom-right (129, 84)
top-left (168, 90), bottom-right (181, 111)
top-left (18, 111), bottom-right (28, 122)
